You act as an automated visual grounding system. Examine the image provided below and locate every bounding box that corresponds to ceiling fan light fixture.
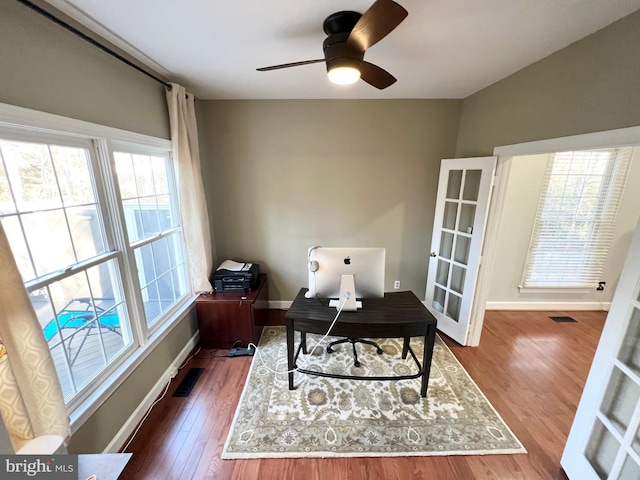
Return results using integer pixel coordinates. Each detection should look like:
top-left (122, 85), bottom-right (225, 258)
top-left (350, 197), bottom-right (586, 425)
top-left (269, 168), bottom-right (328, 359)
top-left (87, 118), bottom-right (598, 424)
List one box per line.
top-left (328, 65), bottom-right (361, 85)
top-left (326, 56), bottom-right (362, 85)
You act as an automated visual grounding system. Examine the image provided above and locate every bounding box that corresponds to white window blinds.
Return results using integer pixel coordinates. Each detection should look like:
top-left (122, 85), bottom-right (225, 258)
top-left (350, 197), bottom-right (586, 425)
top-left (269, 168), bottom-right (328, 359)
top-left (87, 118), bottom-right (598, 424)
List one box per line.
top-left (521, 148), bottom-right (632, 289)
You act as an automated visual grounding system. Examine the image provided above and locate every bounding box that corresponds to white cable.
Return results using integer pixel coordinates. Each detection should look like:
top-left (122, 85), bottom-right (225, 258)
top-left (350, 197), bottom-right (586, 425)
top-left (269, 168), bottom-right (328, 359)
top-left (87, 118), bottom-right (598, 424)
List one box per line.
top-left (121, 345), bottom-right (201, 452)
top-left (177, 346), bottom-right (201, 370)
top-left (122, 378), bottom-right (171, 452)
top-left (249, 293), bottom-right (348, 375)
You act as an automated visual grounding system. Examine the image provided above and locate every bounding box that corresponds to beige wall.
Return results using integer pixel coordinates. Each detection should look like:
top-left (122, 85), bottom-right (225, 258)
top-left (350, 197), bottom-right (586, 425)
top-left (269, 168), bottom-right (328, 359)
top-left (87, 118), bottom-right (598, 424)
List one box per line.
top-left (0, 0), bottom-right (196, 453)
top-left (455, 9), bottom-right (640, 158)
top-left (201, 100), bottom-right (462, 301)
top-left (488, 150), bottom-right (640, 306)
top-left (0, 0), bottom-right (169, 139)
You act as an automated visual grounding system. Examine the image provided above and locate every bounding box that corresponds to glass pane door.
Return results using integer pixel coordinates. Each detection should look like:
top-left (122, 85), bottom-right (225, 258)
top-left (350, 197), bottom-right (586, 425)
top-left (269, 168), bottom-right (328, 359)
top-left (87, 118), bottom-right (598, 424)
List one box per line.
top-left (431, 169), bottom-right (479, 321)
top-left (425, 157), bottom-right (496, 345)
top-left (562, 220), bottom-right (640, 479)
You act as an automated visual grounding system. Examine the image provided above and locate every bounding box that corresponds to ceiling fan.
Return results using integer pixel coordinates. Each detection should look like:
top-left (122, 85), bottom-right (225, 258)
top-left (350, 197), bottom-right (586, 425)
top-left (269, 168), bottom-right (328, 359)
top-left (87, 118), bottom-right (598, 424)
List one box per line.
top-left (256, 0), bottom-right (408, 89)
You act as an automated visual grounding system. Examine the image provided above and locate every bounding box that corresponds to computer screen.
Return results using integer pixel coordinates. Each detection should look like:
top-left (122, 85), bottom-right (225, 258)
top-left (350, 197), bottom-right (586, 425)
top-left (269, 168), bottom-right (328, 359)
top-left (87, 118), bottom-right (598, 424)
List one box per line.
top-left (306, 247), bottom-right (386, 310)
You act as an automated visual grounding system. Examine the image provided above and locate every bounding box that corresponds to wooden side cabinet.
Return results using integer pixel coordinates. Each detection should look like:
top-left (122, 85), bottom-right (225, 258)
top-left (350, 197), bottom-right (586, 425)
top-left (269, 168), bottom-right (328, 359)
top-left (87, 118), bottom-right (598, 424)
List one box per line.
top-left (195, 274), bottom-right (268, 348)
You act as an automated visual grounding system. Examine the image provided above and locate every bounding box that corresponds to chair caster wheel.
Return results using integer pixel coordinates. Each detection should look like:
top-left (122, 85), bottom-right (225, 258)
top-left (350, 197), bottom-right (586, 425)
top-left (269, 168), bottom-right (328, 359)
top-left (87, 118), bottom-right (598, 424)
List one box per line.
top-left (376, 348), bottom-right (383, 354)
top-left (354, 361), bottom-right (360, 367)
top-left (326, 347), bottom-right (334, 353)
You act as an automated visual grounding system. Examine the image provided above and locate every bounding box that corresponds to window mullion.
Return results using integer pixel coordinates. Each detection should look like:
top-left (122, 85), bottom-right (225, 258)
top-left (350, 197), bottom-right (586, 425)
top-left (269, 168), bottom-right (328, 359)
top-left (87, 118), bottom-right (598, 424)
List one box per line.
top-left (24, 250), bottom-right (120, 292)
top-left (94, 139), bottom-right (149, 345)
top-left (129, 227), bottom-right (182, 250)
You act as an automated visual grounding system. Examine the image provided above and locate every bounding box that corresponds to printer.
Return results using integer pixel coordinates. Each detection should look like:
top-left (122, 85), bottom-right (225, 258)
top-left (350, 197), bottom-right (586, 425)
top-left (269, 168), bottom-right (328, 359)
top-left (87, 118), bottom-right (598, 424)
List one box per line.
top-left (211, 260), bottom-right (260, 292)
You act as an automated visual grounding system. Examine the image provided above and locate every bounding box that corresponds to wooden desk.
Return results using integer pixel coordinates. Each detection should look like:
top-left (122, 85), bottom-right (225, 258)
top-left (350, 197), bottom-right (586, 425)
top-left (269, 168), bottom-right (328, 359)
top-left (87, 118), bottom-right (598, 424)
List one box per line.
top-left (285, 289), bottom-right (437, 397)
top-left (195, 274), bottom-right (268, 348)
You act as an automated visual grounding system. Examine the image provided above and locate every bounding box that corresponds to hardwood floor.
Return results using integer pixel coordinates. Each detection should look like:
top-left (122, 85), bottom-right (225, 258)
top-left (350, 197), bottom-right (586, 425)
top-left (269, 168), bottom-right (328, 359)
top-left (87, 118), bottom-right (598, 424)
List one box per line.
top-left (119, 309), bottom-right (606, 480)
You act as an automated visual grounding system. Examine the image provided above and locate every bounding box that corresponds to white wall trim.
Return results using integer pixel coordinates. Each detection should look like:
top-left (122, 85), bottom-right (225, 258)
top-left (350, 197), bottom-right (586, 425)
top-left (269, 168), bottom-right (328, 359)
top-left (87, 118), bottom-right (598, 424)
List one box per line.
top-left (466, 156), bottom-right (512, 346)
top-left (269, 300), bottom-right (292, 310)
top-left (0, 101), bottom-right (170, 147)
top-left (517, 286), bottom-right (592, 294)
top-left (485, 301), bottom-right (610, 311)
top-left (103, 330), bottom-right (200, 453)
top-left (494, 126), bottom-right (640, 156)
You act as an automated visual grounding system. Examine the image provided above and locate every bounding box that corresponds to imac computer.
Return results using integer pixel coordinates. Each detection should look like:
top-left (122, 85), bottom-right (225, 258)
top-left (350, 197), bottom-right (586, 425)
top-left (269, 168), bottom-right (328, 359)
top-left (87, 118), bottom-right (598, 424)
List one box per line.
top-left (306, 247), bottom-right (386, 311)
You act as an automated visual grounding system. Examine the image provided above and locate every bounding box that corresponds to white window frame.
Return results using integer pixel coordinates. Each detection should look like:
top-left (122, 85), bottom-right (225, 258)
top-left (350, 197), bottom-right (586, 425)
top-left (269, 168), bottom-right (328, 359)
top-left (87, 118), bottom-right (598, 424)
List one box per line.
top-left (0, 102), bottom-right (195, 430)
top-left (109, 141), bottom-right (190, 335)
top-left (519, 148), bottom-right (632, 292)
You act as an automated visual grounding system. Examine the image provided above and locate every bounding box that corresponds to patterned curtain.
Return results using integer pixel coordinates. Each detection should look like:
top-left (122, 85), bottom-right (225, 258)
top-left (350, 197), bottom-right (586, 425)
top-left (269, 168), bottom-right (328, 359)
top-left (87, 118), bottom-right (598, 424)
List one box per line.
top-left (0, 221), bottom-right (69, 452)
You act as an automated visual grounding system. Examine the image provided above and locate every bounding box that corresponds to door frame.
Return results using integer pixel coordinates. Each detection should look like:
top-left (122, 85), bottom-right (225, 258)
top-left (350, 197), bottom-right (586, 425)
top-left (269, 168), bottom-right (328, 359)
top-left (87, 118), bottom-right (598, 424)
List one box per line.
top-left (467, 125), bottom-right (640, 346)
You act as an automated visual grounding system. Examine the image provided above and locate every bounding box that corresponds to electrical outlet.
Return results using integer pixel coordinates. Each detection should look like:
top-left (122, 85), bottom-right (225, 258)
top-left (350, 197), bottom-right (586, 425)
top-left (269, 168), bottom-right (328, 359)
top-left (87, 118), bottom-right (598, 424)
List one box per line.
top-left (394, 280), bottom-right (400, 289)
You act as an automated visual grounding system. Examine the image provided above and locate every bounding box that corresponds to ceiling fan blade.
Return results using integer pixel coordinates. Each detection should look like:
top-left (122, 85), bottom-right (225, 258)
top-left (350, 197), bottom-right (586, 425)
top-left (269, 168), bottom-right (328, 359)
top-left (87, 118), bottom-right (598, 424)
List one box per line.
top-left (360, 61), bottom-right (396, 89)
top-left (346, 0), bottom-right (408, 52)
top-left (257, 59), bottom-right (324, 71)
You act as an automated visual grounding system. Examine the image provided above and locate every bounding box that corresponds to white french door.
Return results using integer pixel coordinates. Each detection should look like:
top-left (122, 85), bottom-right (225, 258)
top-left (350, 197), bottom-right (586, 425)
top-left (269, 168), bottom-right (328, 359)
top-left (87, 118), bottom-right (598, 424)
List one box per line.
top-left (562, 218), bottom-right (640, 479)
top-left (425, 157), bottom-right (496, 345)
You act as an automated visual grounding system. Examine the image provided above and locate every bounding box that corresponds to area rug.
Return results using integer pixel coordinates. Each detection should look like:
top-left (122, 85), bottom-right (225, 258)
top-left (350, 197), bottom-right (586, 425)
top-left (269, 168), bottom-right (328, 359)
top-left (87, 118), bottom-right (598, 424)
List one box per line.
top-left (222, 327), bottom-right (526, 459)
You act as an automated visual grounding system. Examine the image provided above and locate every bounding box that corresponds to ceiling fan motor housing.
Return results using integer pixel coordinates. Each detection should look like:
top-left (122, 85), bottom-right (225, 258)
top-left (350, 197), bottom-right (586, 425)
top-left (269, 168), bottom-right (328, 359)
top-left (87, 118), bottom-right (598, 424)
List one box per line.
top-left (323, 32), bottom-right (364, 73)
top-left (322, 11), bottom-right (362, 35)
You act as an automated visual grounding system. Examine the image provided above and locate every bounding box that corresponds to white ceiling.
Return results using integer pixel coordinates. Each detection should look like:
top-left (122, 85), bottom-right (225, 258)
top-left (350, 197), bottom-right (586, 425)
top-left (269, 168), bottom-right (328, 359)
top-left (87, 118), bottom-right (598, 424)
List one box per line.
top-left (44, 0), bottom-right (640, 100)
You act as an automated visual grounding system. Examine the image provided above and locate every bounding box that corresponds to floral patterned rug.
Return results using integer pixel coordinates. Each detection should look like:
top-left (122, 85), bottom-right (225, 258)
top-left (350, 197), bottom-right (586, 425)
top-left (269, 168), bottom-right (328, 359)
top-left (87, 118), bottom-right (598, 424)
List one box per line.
top-left (222, 327), bottom-right (526, 458)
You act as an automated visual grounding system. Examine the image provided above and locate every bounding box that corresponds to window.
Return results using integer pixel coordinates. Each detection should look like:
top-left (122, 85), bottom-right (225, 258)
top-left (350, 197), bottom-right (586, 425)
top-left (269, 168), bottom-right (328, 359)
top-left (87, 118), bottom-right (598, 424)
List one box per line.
top-left (521, 148), bottom-right (632, 289)
top-left (113, 148), bottom-right (188, 327)
top-left (0, 117), bottom-right (191, 412)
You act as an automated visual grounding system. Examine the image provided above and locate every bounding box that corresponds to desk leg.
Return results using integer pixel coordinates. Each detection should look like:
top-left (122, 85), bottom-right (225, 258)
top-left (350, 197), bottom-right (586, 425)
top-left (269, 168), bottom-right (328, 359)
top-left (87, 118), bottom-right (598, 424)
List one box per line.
top-left (421, 324), bottom-right (436, 397)
top-left (401, 337), bottom-right (410, 359)
top-left (287, 319), bottom-right (295, 390)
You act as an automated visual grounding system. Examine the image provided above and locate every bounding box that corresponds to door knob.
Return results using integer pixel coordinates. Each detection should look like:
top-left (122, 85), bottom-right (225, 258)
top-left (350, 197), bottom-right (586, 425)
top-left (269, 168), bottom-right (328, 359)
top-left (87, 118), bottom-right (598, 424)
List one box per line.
top-left (430, 252), bottom-right (437, 257)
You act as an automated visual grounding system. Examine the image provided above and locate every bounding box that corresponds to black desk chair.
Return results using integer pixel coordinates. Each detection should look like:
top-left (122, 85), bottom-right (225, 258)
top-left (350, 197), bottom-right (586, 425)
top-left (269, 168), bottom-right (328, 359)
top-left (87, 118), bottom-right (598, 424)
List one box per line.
top-left (326, 337), bottom-right (383, 367)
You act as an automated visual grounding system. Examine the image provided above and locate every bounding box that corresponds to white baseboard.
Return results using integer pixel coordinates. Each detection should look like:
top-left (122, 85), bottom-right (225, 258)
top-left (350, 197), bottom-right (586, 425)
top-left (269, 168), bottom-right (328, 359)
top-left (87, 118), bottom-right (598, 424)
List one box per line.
top-left (269, 300), bottom-right (292, 310)
top-left (103, 331), bottom-right (200, 453)
top-left (485, 301), bottom-right (610, 311)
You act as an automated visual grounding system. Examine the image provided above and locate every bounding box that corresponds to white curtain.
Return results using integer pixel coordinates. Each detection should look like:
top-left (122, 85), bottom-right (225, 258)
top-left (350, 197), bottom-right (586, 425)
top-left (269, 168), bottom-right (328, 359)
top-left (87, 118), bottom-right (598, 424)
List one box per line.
top-left (166, 83), bottom-right (214, 293)
top-left (0, 222), bottom-right (69, 452)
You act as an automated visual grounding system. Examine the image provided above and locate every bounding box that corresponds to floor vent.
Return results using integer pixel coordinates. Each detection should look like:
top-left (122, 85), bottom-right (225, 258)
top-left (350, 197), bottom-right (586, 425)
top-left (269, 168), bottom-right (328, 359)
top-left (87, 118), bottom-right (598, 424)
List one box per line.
top-left (550, 316), bottom-right (577, 323)
top-left (172, 367), bottom-right (204, 397)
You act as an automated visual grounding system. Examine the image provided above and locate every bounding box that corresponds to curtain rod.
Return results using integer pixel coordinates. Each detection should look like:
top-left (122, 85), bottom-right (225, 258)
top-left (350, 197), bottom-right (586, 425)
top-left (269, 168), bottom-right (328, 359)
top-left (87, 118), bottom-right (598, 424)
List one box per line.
top-left (16, 0), bottom-right (172, 90)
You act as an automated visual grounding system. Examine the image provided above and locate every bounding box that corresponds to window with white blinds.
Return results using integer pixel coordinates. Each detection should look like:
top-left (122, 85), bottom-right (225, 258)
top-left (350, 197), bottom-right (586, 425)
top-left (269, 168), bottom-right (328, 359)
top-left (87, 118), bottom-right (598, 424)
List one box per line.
top-left (521, 148), bottom-right (632, 289)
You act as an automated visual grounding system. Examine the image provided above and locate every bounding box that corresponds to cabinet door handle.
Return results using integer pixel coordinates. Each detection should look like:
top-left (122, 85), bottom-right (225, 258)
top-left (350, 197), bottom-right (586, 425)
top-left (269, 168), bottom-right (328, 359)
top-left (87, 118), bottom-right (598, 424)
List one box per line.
top-left (430, 252), bottom-right (437, 257)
